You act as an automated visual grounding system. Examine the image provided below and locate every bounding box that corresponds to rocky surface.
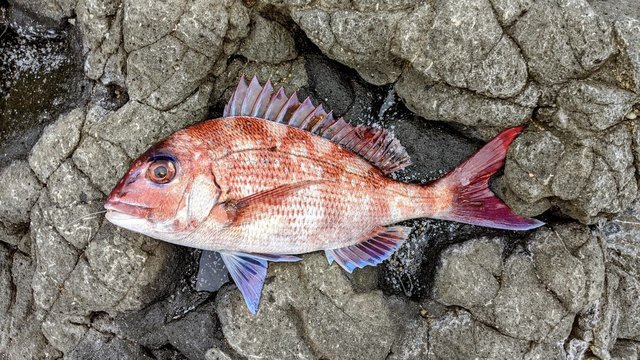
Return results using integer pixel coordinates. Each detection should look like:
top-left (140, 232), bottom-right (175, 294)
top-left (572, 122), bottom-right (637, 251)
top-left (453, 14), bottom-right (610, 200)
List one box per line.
top-left (1, 0), bottom-right (640, 359)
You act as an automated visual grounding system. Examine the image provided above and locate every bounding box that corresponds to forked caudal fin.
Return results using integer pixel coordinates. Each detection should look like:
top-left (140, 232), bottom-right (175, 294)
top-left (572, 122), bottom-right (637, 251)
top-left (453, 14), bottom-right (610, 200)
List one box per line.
top-left (432, 126), bottom-right (544, 231)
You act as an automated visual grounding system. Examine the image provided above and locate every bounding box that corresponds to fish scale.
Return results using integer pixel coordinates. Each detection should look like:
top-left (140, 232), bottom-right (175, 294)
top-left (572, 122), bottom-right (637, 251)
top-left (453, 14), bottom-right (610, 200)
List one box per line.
top-left (105, 76), bottom-right (544, 314)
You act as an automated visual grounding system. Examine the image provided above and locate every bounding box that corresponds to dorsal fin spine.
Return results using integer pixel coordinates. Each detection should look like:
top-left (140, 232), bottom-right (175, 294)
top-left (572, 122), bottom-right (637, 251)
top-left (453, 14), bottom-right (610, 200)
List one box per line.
top-left (251, 80), bottom-right (274, 117)
top-left (275, 92), bottom-right (299, 123)
top-left (229, 77), bottom-right (248, 116)
top-left (242, 77), bottom-right (261, 115)
top-left (289, 97), bottom-right (314, 127)
top-left (300, 104), bottom-right (325, 130)
top-left (224, 76), bottom-right (412, 174)
top-left (264, 88), bottom-right (287, 120)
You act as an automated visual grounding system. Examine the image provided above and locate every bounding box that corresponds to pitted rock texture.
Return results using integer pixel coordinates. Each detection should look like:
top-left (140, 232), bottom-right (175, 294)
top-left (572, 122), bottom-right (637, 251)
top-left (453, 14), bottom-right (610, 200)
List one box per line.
top-left (1, 0), bottom-right (640, 359)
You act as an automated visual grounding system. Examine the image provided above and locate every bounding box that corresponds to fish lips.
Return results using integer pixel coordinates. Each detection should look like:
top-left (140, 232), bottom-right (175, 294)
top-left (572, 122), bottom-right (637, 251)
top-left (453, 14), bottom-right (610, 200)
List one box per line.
top-left (104, 200), bottom-right (152, 222)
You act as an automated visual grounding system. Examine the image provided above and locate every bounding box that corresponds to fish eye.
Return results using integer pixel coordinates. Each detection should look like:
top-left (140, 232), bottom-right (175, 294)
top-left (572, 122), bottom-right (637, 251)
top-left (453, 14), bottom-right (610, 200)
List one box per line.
top-left (147, 159), bottom-right (176, 184)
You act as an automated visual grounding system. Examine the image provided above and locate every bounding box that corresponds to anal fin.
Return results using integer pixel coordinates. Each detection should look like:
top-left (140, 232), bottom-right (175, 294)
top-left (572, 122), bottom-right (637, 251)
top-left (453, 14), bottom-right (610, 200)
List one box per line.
top-left (325, 226), bottom-right (411, 273)
top-left (219, 251), bottom-right (301, 314)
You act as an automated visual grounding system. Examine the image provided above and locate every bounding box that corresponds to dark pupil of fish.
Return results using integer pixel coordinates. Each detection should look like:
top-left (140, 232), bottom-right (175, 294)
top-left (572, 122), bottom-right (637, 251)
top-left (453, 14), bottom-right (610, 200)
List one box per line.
top-left (154, 166), bottom-right (167, 179)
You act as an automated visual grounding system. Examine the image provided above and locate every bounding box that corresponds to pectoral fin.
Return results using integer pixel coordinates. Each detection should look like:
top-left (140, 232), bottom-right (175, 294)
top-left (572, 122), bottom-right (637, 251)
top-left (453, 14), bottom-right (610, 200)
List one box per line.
top-left (211, 180), bottom-right (328, 226)
top-left (219, 251), bottom-right (301, 314)
top-left (325, 226), bottom-right (412, 273)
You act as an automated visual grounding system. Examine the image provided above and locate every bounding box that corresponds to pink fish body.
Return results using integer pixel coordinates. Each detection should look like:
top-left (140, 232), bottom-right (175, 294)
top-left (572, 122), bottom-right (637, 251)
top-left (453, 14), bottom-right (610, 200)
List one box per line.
top-left (105, 77), bottom-right (543, 313)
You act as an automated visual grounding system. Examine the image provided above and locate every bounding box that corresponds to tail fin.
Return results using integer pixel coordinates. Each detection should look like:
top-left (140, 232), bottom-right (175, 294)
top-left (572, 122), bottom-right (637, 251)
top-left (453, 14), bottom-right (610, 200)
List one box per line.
top-left (433, 126), bottom-right (544, 231)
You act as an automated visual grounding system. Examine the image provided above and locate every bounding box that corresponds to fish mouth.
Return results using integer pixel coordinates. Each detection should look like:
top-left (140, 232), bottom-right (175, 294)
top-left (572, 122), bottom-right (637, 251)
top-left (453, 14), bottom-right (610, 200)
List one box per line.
top-left (104, 200), bottom-right (151, 220)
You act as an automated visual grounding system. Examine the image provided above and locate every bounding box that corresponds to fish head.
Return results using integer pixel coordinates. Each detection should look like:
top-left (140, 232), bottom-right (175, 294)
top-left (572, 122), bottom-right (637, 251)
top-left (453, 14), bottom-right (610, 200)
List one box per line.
top-left (104, 134), bottom-right (220, 242)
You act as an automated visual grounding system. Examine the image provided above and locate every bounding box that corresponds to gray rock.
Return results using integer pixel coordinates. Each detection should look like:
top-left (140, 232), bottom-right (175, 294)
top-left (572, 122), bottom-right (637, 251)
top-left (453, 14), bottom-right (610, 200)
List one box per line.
top-left (45, 160), bottom-right (103, 207)
top-left (77, 0), bottom-right (123, 82)
top-left (217, 253), bottom-right (400, 359)
top-left (51, 223), bottom-right (179, 314)
top-left (560, 0), bottom-right (616, 72)
top-left (72, 135), bottom-right (130, 194)
top-left (0, 161), bottom-right (42, 225)
top-left (610, 340), bottom-right (639, 360)
top-left (489, 0), bottom-right (533, 26)
top-left (30, 192), bottom-right (81, 311)
top-left (552, 146), bottom-right (594, 200)
top-left (505, 130), bottom-right (564, 203)
top-left (123, 0), bottom-right (185, 52)
top-left (239, 15), bottom-right (297, 64)
top-left (392, 0), bottom-right (527, 99)
top-left (205, 348), bottom-right (233, 360)
top-left (427, 309), bottom-right (529, 359)
top-left (612, 18), bottom-right (640, 93)
top-left (396, 74), bottom-right (533, 128)
top-left (292, 8), bottom-right (403, 85)
top-left (510, 0), bottom-right (613, 84)
top-left (164, 300), bottom-right (220, 360)
top-left (29, 108), bottom-right (85, 181)
top-left (2, 251), bottom-right (61, 359)
top-left (10, 0), bottom-right (75, 22)
top-left (174, 0), bottom-right (230, 57)
top-left (550, 81), bottom-right (637, 134)
top-left (531, 226), bottom-right (588, 312)
top-left (433, 236), bottom-right (503, 309)
top-left (87, 85), bottom-right (211, 160)
top-left (492, 251), bottom-right (570, 341)
top-left (126, 35), bottom-right (211, 110)
top-left (0, 246), bottom-right (11, 352)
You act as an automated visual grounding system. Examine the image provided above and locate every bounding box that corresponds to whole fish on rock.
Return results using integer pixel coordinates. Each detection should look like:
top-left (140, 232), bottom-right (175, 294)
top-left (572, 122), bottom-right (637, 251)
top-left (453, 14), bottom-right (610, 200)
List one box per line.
top-left (105, 77), bottom-right (543, 314)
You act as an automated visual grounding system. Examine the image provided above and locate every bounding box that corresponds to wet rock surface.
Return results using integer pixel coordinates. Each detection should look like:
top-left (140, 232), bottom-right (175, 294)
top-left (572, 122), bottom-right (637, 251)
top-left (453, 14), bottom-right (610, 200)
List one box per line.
top-left (0, 0), bottom-right (639, 359)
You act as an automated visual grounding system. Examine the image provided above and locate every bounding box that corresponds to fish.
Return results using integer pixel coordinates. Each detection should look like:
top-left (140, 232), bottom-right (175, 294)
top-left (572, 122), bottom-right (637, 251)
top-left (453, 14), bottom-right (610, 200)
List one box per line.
top-left (104, 76), bottom-right (544, 314)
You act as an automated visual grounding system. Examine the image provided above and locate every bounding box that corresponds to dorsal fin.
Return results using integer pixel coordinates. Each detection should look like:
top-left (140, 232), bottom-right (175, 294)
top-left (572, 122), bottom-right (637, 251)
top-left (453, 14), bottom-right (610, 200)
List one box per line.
top-left (223, 76), bottom-right (412, 174)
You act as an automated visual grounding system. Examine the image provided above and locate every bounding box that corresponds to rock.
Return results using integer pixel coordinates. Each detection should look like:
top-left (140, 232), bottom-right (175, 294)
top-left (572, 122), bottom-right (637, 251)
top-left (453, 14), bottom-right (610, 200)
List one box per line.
top-left (174, 0), bottom-right (231, 57)
top-left (10, 0), bottom-right (75, 22)
top-left (126, 35), bottom-right (211, 110)
top-left (195, 251), bottom-right (229, 292)
top-left (0, 161), bottom-right (42, 225)
top-left (2, 250), bottom-right (61, 359)
top-left (86, 87), bottom-right (211, 159)
top-left (432, 229), bottom-right (578, 346)
top-left (123, 0), bottom-right (185, 52)
top-left (427, 309), bottom-right (529, 359)
top-left (610, 340), bottom-right (639, 360)
top-left (531, 225), bottom-right (590, 312)
top-left (163, 300), bottom-right (220, 360)
top-left (29, 108), bottom-right (85, 181)
top-left (217, 253), bottom-right (400, 359)
top-left (549, 81), bottom-right (637, 134)
top-left (82, 280), bottom-right (222, 358)
top-left (551, 146), bottom-right (594, 200)
top-left (72, 135), bottom-right (130, 194)
top-left (292, 8), bottom-right (403, 85)
top-left (492, 250), bottom-right (571, 341)
top-left (239, 15), bottom-right (297, 64)
top-left (205, 348), bottom-right (233, 360)
top-left (45, 160), bottom-right (103, 207)
top-left (433, 237), bottom-right (503, 309)
top-left (489, 0), bottom-right (533, 26)
top-left (51, 223), bottom-right (180, 314)
top-left (396, 75), bottom-right (533, 128)
top-left (0, 246), bottom-right (11, 351)
top-left (392, 0), bottom-right (527, 99)
top-left (77, 0), bottom-right (122, 82)
top-left (612, 17), bottom-right (640, 93)
top-left (510, 0), bottom-right (614, 84)
top-left (505, 130), bottom-right (564, 203)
